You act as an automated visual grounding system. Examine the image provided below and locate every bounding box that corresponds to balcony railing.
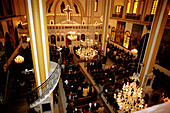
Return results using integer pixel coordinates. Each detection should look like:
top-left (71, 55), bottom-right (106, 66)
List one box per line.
top-left (27, 62), bottom-right (61, 108)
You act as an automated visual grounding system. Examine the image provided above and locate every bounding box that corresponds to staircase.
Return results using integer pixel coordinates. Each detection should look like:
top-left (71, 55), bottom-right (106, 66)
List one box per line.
top-left (27, 61), bottom-right (61, 108)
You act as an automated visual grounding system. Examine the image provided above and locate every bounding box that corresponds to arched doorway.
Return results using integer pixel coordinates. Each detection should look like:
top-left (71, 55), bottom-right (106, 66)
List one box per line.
top-left (81, 34), bottom-right (85, 41)
top-left (50, 35), bottom-right (56, 44)
top-left (123, 31), bottom-right (130, 49)
top-left (66, 34), bottom-right (71, 46)
top-left (99, 34), bottom-right (102, 42)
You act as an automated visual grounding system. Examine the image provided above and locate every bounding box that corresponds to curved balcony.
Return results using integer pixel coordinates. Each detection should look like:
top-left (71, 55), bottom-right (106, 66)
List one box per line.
top-left (27, 61), bottom-right (61, 108)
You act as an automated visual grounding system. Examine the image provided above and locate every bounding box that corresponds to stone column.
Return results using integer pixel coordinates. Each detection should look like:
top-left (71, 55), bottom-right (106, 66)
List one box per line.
top-left (129, 0), bottom-right (134, 14)
top-left (91, 0), bottom-right (95, 24)
top-left (136, 0), bottom-right (141, 16)
top-left (140, 0), bottom-right (149, 22)
top-left (26, 0), bottom-right (51, 87)
top-left (139, 0), bottom-right (170, 88)
top-left (101, 0), bottom-right (112, 55)
top-left (122, 0), bottom-right (128, 19)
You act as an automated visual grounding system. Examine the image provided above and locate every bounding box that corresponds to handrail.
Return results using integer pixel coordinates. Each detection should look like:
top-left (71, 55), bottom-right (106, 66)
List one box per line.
top-left (26, 63), bottom-right (61, 107)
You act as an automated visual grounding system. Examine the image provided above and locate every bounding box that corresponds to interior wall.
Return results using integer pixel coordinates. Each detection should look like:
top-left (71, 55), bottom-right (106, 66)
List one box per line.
top-left (146, 0), bottom-right (154, 15)
top-left (125, 22), bottom-right (133, 33)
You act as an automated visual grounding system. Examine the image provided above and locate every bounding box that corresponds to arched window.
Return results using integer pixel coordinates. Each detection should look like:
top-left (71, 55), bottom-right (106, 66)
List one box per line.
top-left (116, 6), bottom-right (122, 13)
top-left (151, 0), bottom-right (158, 14)
top-left (99, 34), bottom-right (102, 42)
top-left (60, 2), bottom-right (65, 13)
top-left (50, 20), bottom-right (54, 25)
top-left (116, 5), bottom-right (122, 16)
top-left (82, 20), bottom-right (86, 25)
top-left (61, 35), bottom-right (64, 41)
top-left (94, 0), bottom-right (98, 12)
top-left (133, 0), bottom-right (138, 14)
top-left (95, 33), bottom-right (98, 40)
top-left (74, 3), bottom-right (79, 14)
top-left (51, 35), bottom-right (56, 44)
top-left (48, 2), bottom-right (53, 13)
top-left (126, 0), bottom-right (131, 13)
top-left (77, 35), bottom-right (80, 41)
top-left (123, 31), bottom-right (130, 49)
top-left (111, 27), bottom-right (116, 42)
top-left (57, 35), bottom-right (60, 41)
top-left (81, 34), bottom-right (85, 41)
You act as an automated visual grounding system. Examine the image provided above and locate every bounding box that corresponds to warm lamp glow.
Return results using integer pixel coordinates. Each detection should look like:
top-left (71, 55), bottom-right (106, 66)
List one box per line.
top-left (126, 1), bottom-right (131, 13)
top-left (151, 0), bottom-right (158, 14)
top-left (27, 37), bottom-right (30, 42)
top-left (14, 55), bottom-right (24, 63)
top-left (133, 1), bottom-right (138, 14)
top-left (131, 48), bottom-right (138, 54)
top-left (114, 81), bottom-right (146, 112)
top-left (76, 39), bottom-right (98, 60)
top-left (67, 31), bottom-right (77, 40)
top-left (163, 97), bottom-right (170, 103)
top-left (116, 6), bottom-right (121, 13)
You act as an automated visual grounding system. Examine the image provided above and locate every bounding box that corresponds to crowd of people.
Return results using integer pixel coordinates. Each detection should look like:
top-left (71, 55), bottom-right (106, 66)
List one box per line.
top-left (61, 61), bottom-right (104, 113)
top-left (50, 45), bottom-right (73, 64)
top-left (152, 68), bottom-right (170, 93)
top-left (82, 43), bottom-right (138, 111)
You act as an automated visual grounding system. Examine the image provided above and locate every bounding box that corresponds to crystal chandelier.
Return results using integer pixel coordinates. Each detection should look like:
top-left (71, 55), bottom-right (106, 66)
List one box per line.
top-left (75, 0), bottom-right (98, 60)
top-left (114, 74), bottom-right (147, 112)
top-left (14, 55), bottom-right (24, 63)
top-left (76, 39), bottom-right (98, 60)
top-left (67, 31), bottom-right (77, 40)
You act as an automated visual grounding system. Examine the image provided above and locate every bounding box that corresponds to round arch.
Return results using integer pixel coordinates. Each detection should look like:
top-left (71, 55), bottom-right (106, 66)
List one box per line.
top-left (123, 31), bottom-right (131, 49)
top-left (72, 0), bottom-right (85, 17)
top-left (50, 34), bottom-right (56, 44)
top-left (54, 0), bottom-right (71, 16)
top-left (53, 0), bottom-right (84, 17)
top-left (46, 0), bottom-right (54, 13)
top-left (81, 34), bottom-right (85, 41)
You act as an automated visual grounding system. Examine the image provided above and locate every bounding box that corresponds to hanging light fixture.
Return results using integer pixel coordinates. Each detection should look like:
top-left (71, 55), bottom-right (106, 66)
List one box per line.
top-left (114, 74), bottom-right (147, 112)
top-left (75, 0), bottom-right (98, 60)
top-left (14, 55), bottom-right (24, 63)
top-left (67, 31), bottom-right (77, 40)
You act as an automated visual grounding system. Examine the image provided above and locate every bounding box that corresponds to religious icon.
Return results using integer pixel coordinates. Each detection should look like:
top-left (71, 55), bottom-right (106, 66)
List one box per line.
top-left (123, 31), bottom-right (130, 49)
top-left (111, 27), bottom-right (116, 42)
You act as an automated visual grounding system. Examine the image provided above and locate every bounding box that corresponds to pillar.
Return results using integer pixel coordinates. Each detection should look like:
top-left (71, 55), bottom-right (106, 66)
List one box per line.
top-left (140, 0), bottom-right (149, 22)
top-left (129, 0), bottom-right (134, 14)
top-left (26, 0), bottom-right (50, 88)
top-left (112, 0), bottom-right (116, 15)
top-left (101, 0), bottom-right (112, 55)
top-left (122, 0), bottom-right (128, 19)
top-left (91, 0), bottom-right (94, 24)
top-left (139, 0), bottom-right (170, 88)
top-left (136, 0), bottom-right (141, 16)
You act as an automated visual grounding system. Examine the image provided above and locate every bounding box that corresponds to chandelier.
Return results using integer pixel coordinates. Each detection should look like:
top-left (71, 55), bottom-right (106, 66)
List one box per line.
top-left (114, 81), bottom-right (147, 112)
top-left (76, 39), bottom-right (98, 60)
top-left (67, 31), bottom-right (77, 40)
top-left (14, 55), bottom-right (24, 63)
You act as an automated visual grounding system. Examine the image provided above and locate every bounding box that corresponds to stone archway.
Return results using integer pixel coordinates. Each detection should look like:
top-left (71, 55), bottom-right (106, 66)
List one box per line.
top-left (81, 34), bottom-right (85, 41)
top-left (66, 34), bottom-right (71, 46)
top-left (50, 35), bottom-right (56, 44)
